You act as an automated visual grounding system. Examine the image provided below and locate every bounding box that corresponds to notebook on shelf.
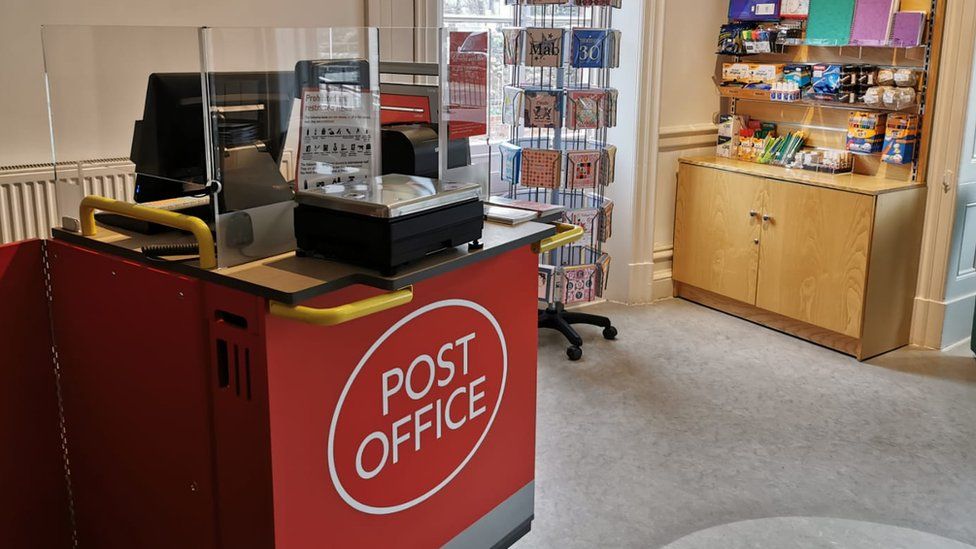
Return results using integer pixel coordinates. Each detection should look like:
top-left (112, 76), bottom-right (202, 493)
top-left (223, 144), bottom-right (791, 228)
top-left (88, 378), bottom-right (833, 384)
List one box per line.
top-left (889, 11), bottom-right (926, 47)
top-left (850, 0), bottom-right (900, 47)
top-left (806, 0), bottom-right (857, 46)
top-left (728, 0), bottom-right (782, 22)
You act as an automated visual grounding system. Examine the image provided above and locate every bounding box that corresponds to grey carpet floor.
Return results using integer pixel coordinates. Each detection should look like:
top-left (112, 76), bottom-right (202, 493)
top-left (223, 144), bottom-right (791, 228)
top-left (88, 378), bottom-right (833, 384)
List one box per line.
top-left (516, 299), bottom-right (976, 549)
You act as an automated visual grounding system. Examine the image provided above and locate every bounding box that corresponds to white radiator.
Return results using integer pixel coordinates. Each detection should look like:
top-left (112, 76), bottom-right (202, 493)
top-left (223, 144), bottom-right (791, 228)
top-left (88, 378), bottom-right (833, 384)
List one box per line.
top-left (0, 159), bottom-right (135, 244)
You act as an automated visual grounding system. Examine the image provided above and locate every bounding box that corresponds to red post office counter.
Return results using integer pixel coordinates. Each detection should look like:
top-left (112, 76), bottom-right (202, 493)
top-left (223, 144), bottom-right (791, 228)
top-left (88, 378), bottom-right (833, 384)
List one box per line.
top-left (0, 218), bottom-right (561, 549)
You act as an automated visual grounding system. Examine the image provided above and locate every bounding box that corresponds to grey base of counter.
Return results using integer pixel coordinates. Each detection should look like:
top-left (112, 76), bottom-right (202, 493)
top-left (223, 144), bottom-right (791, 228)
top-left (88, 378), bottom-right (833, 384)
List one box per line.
top-left (445, 482), bottom-right (534, 549)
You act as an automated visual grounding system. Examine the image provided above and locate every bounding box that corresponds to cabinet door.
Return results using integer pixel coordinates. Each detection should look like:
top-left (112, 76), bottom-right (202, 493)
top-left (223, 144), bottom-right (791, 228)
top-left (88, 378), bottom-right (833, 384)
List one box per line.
top-left (673, 165), bottom-right (764, 304)
top-left (756, 180), bottom-right (874, 338)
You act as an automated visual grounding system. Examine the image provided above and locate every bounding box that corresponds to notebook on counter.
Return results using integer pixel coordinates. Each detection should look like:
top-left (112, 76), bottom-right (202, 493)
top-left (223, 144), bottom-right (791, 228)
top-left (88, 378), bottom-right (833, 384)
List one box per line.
top-left (806, 0), bottom-right (857, 45)
top-left (889, 11), bottom-right (926, 47)
top-left (850, 0), bottom-right (900, 46)
top-left (484, 205), bottom-right (537, 226)
top-left (487, 195), bottom-right (566, 218)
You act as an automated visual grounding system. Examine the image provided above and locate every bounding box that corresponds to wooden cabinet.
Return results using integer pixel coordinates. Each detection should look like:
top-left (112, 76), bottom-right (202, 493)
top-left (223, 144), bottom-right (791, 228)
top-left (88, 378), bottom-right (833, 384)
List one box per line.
top-left (673, 167), bottom-right (763, 304)
top-left (673, 159), bottom-right (926, 360)
top-left (756, 180), bottom-right (874, 338)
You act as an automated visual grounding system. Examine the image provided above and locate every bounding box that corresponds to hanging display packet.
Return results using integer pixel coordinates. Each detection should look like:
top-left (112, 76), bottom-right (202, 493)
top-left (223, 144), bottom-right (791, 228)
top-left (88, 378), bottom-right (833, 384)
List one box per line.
top-left (882, 114), bottom-right (920, 165)
top-left (847, 111), bottom-right (888, 153)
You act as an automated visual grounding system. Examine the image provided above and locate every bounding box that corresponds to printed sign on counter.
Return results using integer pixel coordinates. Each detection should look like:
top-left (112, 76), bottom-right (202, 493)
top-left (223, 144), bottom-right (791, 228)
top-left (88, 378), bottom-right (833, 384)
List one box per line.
top-left (297, 87), bottom-right (374, 191)
top-left (328, 300), bottom-right (507, 515)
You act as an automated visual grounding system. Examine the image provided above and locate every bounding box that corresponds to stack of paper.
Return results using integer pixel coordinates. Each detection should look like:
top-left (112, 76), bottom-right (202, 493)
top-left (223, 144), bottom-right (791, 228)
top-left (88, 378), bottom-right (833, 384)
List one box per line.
top-left (484, 205), bottom-right (538, 226)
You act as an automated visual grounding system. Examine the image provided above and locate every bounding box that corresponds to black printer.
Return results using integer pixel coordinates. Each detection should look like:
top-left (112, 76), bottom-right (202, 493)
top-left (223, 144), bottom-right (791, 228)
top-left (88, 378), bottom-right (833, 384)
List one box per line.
top-left (294, 174), bottom-right (483, 274)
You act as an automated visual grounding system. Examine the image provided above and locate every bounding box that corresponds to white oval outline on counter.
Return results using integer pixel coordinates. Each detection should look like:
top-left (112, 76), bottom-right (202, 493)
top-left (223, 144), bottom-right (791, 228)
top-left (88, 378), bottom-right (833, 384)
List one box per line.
top-left (327, 299), bottom-right (509, 515)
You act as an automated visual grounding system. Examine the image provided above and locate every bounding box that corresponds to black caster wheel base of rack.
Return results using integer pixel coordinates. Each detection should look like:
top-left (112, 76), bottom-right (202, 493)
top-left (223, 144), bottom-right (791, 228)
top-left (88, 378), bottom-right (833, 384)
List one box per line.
top-left (567, 346), bottom-right (583, 361)
top-left (603, 326), bottom-right (618, 340)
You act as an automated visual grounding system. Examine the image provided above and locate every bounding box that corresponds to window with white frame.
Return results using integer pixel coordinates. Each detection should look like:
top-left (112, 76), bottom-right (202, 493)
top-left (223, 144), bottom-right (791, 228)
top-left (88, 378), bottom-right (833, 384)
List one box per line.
top-left (441, 1), bottom-right (586, 192)
top-left (442, 0), bottom-right (515, 143)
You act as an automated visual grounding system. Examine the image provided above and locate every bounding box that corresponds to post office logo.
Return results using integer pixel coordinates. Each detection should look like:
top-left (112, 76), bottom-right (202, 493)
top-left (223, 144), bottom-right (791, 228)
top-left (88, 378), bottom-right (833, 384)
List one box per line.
top-left (327, 299), bottom-right (508, 515)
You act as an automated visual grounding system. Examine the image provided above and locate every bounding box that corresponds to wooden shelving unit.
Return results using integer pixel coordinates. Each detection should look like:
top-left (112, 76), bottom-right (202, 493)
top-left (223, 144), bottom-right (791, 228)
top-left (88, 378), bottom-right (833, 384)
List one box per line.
top-left (716, 0), bottom-right (946, 183)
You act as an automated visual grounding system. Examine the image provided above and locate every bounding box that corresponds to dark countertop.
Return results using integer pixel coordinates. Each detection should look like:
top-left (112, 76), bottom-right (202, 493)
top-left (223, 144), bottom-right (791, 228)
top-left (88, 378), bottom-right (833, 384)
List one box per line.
top-left (53, 221), bottom-right (555, 305)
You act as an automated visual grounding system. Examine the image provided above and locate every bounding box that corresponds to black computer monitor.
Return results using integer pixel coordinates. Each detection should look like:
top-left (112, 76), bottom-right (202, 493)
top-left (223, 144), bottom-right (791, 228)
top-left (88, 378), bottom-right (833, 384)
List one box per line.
top-left (130, 71), bottom-right (298, 205)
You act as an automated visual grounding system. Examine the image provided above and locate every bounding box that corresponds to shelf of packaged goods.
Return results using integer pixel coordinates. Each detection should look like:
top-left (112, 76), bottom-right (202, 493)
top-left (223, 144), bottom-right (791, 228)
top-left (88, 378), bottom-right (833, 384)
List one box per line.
top-left (718, 87), bottom-right (920, 114)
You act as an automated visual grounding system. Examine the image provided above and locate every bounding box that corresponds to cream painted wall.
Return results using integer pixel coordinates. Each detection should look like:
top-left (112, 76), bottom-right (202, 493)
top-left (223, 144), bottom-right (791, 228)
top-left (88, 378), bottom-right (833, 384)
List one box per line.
top-left (651, 0), bottom-right (728, 299)
top-left (602, 0), bottom-right (648, 303)
top-left (0, 0), bottom-right (366, 167)
top-left (658, 0), bottom-right (726, 130)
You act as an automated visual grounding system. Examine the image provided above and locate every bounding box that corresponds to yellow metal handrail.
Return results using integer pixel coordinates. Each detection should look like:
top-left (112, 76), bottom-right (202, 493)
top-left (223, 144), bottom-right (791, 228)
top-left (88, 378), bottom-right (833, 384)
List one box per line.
top-left (269, 287), bottom-right (414, 327)
top-left (79, 196), bottom-right (217, 270)
top-left (532, 223), bottom-right (584, 254)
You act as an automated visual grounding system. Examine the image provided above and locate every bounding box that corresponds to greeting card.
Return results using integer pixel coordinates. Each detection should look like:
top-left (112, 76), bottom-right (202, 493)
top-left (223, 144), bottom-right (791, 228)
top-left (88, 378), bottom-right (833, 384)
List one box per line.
top-left (602, 144), bottom-right (618, 185)
top-left (521, 148), bottom-right (562, 188)
top-left (604, 88), bottom-right (619, 127)
top-left (608, 30), bottom-right (622, 68)
top-left (538, 265), bottom-right (557, 304)
top-left (567, 150), bottom-right (602, 189)
top-left (566, 89), bottom-right (605, 129)
top-left (499, 142), bottom-right (523, 183)
top-left (502, 28), bottom-right (524, 65)
top-left (598, 200), bottom-right (614, 242)
top-left (563, 265), bottom-right (598, 304)
top-left (502, 86), bottom-right (525, 126)
top-left (524, 89), bottom-right (563, 128)
top-left (566, 208), bottom-right (600, 240)
top-left (596, 253), bottom-right (612, 298)
top-left (571, 29), bottom-right (610, 69)
top-left (525, 28), bottom-right (565, 67)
